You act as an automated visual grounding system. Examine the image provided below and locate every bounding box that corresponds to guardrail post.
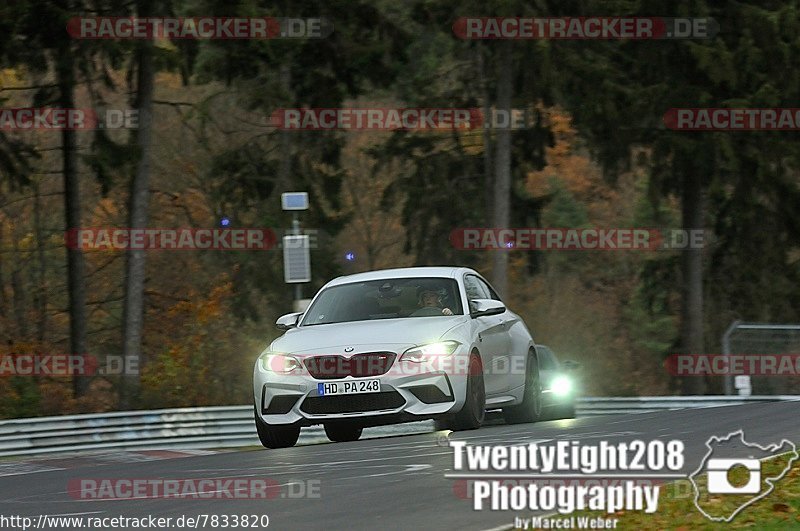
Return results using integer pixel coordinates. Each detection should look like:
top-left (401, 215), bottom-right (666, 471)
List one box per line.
top-left (721, 320), bottom-right (741, 396)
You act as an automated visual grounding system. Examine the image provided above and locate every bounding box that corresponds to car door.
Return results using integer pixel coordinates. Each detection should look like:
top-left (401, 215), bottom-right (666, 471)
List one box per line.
top-left (464, 274), bottom-right (510, 396)
top-left (473, 275), bottom-right (518, 392)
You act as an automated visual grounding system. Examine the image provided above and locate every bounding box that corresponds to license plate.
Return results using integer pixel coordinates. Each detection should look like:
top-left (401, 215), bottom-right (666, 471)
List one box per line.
top-left (317, 379), bottom-right (381, 396)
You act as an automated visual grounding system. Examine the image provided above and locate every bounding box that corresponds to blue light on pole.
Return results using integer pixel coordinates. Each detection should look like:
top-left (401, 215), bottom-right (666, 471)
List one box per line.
top-left (220, 217), bottom-right (231, 227)
top-left (345, 251), bottom-right (356, 261)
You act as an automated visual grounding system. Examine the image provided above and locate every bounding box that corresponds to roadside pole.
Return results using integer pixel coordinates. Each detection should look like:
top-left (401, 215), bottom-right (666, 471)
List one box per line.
top-left (291, 212), bottom-right (302, 304)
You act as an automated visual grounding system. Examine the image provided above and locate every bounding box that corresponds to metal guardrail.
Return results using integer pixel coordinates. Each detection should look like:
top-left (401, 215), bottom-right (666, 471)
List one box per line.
top-left (573, 395), bottom-right (800, 415)
top-left (0, 396), bottom-right (796, 458)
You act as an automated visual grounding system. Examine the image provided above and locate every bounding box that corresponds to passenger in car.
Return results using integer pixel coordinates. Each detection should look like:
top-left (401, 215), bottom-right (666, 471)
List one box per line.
top-left (412, 288), bottom-right (454, 316)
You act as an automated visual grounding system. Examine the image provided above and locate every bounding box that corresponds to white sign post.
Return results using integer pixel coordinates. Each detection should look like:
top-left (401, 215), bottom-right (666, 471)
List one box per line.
top-left (281, 192), bottom-right (310, 308)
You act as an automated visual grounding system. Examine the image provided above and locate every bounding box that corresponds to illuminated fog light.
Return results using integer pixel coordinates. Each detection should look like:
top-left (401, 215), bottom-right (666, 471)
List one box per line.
top-left (551, 375), bottom-right (572, 396)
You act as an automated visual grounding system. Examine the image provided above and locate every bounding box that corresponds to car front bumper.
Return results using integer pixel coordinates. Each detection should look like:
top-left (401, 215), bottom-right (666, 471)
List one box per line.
top-left (253, 351), bottom-right (469, 427)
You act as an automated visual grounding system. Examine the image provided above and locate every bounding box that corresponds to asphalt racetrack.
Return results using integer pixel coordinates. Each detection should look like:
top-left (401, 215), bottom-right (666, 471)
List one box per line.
top-left (1, 401), bottom-right (798, 530)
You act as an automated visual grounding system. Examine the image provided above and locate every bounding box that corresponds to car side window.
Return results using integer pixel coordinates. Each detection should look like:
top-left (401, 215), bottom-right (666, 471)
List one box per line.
top-left (464, 275), bottom-right (490, 312)
top-left (537, 347), bottom-right (557, 370)
top-left (475, 277), bottom-right (502, 302)
top-left (464, 275), bottom-right (486, 301)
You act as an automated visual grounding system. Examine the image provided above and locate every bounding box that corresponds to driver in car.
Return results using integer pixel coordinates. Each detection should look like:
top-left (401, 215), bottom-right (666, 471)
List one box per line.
top-left (411, 287), bottom-right (454, 316)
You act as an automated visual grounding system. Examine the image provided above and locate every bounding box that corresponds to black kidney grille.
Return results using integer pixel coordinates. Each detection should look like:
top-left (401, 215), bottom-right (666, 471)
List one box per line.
top-left (304, 352), bottom-right (396, 379)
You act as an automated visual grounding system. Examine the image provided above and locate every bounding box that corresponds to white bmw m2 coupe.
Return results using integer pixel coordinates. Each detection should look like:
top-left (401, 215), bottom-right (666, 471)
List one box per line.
top-left (253, 266), bottom-right (543, 448)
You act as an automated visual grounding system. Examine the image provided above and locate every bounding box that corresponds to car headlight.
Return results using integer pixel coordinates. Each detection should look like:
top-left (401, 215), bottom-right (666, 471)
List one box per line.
top-left (260, 353), bottom-right (303, 374)
top-left (551, 375), bottom-right (573, 397)
top-left (400, 341), bottom-right (460, 362)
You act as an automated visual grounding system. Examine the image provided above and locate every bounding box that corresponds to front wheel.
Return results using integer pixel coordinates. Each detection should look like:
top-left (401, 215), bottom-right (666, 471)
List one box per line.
top-left (503, 350), bottom-right (542, 424)
top-left (324, 423), bottom-right (363, 442)
top-left (446, 354), bottom-right (486, 431)
top-left (254, 408), bottom-right (301, 449)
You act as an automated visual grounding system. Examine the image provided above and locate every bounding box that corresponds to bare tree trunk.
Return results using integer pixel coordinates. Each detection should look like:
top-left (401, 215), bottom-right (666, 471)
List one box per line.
top-left (11, 246), bottom-right (27, 338)
top-left (0, 226), bottom-right (5, 319)
top-left (278, 64), bottom-right (293, 191)
top-left (680, 173), bottom-right (705, 395)
top-left (478, 44), bottom-right (493, 224)
top-left (57, 47), bottom-right (89, 397)
top-left (33, 183), bottom-right (48, 342)
top-left (491, 43), bottom-right (512, 297)
top-left (120, 0), bottom-right (155, 408)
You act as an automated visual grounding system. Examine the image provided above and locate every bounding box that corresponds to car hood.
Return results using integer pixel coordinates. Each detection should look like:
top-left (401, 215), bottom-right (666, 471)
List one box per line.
top-left (269, 316), bottom-right (467, 355)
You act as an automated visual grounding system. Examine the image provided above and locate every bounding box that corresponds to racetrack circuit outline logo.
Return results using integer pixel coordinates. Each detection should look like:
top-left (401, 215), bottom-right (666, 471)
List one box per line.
top-left (689, 430), bottom-right (798, 522)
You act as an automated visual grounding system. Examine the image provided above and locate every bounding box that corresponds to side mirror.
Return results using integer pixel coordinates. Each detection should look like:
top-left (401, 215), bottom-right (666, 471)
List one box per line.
top-left (561, 360), bottom-right (581, 371)
top-left (470, 298), bottom-right (506, 318)
top-left (276, 312), bottom-right (303, 331)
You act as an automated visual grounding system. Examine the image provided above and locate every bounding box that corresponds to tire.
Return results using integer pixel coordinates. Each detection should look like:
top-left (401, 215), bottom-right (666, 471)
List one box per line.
top-left (503, 350), bottom-right (542, 424)
top-left (324, 423), bottom-right (363, 442)
top-left (254, 408), bottom-right (301, 449)
top-left (449, 353), bottom-right (486, 431)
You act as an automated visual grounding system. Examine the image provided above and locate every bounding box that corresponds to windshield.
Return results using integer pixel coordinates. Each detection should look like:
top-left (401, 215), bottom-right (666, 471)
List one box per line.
top-left (300, 277), bottom-right (463, 326)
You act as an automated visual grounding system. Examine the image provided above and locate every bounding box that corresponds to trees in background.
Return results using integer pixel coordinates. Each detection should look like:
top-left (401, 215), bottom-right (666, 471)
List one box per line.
top-left (1, 1), bottom-right (800, 414)
top-left (554, 0), bottom-right (800, 393)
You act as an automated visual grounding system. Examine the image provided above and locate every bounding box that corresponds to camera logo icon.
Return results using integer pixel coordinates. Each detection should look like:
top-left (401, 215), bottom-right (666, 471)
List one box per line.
top-left (690, 430), bottom-right (799, 522)
top-left (706, 458), bottom-right (760, 494)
